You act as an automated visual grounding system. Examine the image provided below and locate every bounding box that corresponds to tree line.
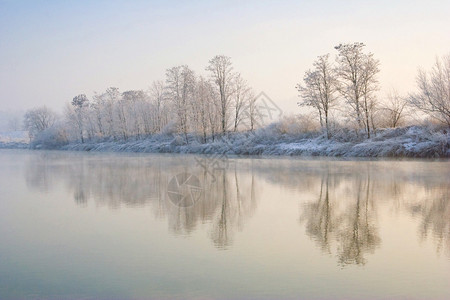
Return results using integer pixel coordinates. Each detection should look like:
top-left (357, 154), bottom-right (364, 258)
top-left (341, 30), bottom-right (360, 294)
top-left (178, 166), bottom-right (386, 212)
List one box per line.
top-left (25, 55), bottom-right (258, 144)
top-left (23, 46), bottom-right (450, 145)
top-left (297, 43), bottom-right (449, 139)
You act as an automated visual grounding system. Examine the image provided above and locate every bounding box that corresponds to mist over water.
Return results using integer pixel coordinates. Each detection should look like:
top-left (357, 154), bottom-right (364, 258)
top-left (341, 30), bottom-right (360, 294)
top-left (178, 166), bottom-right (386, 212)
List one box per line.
top-left (0, 150), bottom-right (449, 299)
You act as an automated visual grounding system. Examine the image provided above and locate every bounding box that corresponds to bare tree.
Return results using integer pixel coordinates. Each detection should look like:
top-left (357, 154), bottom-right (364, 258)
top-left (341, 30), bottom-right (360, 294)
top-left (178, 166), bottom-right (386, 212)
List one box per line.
top-left (104, 87), bottom-right (121, 138)
top-left (360, 53), bottom-right (380, 138)
top-left (138, 97), bottom-right (153, 135)
top-left (206, 55), bottom-right (235, 134)
top-left (381, 90), bottom-right (408, 128)
top-left (149, 80), bottom-right (167, 132)
top-left (335, 43), bottom-right (380, 137)
top-left (206, 82), bottom-right (221, 141)
top-left (70, 95), bottom-right (89, 143)
top-left (180, 65), bottom-right (196, 141)
top-left (194, 76), bottom-right (214, 142)
top-left (24, 106), bottom-right (57, 138)
top-left (122, 90), bottom-right (146, 138)
top-left (246, 91), bottom-right (258, 131)
top-left (91, 93), bottom-right (105, 137)
top-left (35, 55), bottom-right (261, 145)
top-left (408, 54), bottom-right (450, 126)
top-left (166, 65), bottom-right (195, 142)
top-left (232, 73), bottom-right (252, 132)
top-left (166, 66), bottom-right (183, 135)
top-left (85, 103), bottom-right (97, 140)
top-left (116, 93), bottom-right (129, 140)
top-left (297, 54), bottom-right (338, 139)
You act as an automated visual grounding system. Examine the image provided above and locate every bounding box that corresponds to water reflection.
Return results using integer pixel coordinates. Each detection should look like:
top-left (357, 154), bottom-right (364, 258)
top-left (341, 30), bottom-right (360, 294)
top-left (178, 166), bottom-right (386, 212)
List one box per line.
top-left (24, 152), bottom-right (259, 250)
top-left (209, 168), bottom-right (257, 249)
top-left (24, 153), bottom-right (450, 260)
top-left (299, 169), bottom-right (381, 266)
top-left (406, 187), bottom-right (450, 255)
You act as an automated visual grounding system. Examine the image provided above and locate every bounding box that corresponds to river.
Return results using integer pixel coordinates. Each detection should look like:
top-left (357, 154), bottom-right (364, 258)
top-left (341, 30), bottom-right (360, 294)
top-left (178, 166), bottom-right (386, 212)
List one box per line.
top-left (0, 150), bottom-right (449, 299)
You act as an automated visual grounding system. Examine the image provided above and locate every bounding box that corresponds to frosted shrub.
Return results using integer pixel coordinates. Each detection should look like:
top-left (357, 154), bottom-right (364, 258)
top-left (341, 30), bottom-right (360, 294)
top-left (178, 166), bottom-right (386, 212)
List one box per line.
top-left (31, 125), bottom-right (68, 149)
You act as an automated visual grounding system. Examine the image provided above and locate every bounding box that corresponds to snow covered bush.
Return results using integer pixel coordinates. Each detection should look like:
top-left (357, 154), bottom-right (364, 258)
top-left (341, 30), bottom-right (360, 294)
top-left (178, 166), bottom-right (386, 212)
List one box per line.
top-left (31, 124), bottom-right (69, 149)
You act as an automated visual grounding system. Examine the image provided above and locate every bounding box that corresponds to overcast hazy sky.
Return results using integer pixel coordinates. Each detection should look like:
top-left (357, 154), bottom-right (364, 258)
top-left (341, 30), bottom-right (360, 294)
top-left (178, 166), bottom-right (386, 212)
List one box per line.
top-left (1, 0), bottom-right (449, 114)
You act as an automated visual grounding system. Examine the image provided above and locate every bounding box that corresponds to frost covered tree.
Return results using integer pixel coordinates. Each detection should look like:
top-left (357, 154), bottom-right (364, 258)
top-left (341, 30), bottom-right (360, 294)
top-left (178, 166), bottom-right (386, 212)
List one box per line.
top-left (206, 82), bottom-right (221, 141)
top-left (359, 52), bottom-right (380, 138)
top-left (192, 76), bottom-right (213, 142)
top-left (122, 90), bottom-right (146, 138)
top-left (104, 87), bottom-right (121, 138)
top-left (246, 91), bottom-right (258, 131)
top-left (149, 80), bottom-right (167, 132)
top-left (166, 65), bottom-right (196, 142)
top-left (69, 94), bottom-right (90, 143)
top-left (180, 65), bottom-right (196, 140)
top-left (193, 77), bottom-right (222, 142)
top-left (49, 55), bottom-right (258, 145)
top-left (297, 54), bottom-right (338, 139)
top-left (381, 90), bottom-right (408, 128)
top-left (335, 43), bottom-right (380, 137)
top-left (206, 55), bottom-right (235, 134)
top-left (231, 73), bottom-right (252, 132)
top-left (91, 93), bottom-right (106, 137)
top-left (165, 66), bottom-right (183, 135)
top-left (116, 92), bottom-right (130, 140)
top-left (408, 54), bottom-right (450, 126)
top-left (24, 106), bottom-right (57, 138)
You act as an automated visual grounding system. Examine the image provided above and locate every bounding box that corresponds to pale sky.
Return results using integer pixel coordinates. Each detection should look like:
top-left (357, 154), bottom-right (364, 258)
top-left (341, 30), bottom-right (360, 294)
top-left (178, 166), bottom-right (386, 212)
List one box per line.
top-left (0, 0), bottom-right (449, 114)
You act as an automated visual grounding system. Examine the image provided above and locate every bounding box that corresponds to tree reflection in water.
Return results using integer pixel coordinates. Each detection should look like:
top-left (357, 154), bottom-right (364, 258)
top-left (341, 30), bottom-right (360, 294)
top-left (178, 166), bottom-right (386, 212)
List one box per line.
top-left (25, 153), bottom-right (259, 250)
top-left (295, 161), bottom-right (449, 265)
top-left (300, 171), bottom-right (336, 254)
top-left (406, 187), bottom-right (450, 255)
top-left (208, 166), bottom-right (257, 249)
top-left (300, 167), bottom-right (381, 266)
top-left (336, 173), bottom-right (381, 266)
top-left (24, 153), bottom-right (449, 258)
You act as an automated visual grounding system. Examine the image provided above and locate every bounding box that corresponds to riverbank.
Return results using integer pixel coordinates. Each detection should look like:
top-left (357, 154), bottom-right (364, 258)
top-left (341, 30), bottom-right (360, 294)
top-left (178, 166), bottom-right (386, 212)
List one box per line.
top-left (0, 130), bottom-right (28, 149)
top-left (56, 126), bottom-right (450, 158)
top-left (0, 141), bottom-right (28, 149)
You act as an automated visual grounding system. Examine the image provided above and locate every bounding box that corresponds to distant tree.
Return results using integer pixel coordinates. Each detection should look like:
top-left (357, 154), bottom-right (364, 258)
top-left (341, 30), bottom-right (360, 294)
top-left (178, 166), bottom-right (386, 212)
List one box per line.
top-left (232, 73), bottom-right (252, 132)
top-left (166, 65), bottom-right (196, 142)
top-left (206, 55), bottom-right (235, 134)
top-left (297, 54), bottom-right (338, 139)
top-left (23, 106), bottom-right (57, 138)
top-left (104, 87), bottom-right (121, 138)
top-left (193, 76), bottom-right (212, 142)
top-left (166, 66), bottom-right (183, 136)
top-left (115, 92), bottom-right (129, 140)
top-left (206, 81), bottom-right (221, 140)
top-left (180, 65), bottom-right (196, 141)
top-left (91, 93), bottom-right (105, 136)
top-left (149, 80), bottom-right (167, 132)
top-left (137, 93), bottom-right (153, 136)
top-left (335, 43), bottom-right (380, 138)
top-left (408, 54), bottom-right (450, 126)
top-left (7, 116), bottom-right (21, 131)
top-left (359, 51), bottom-right (380, 137)
top-left (122, 90), bottom-right (146, 138)
top-left (381, 90), bottom-right (408, 128)
top-left (71, 94), bottom-right (89, 143)
top-left (247, 91), bottom-right (258, 131)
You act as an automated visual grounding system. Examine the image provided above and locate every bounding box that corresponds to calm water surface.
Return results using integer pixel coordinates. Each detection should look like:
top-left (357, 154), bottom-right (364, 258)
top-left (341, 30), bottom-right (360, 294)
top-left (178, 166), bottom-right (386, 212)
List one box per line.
top-left (0, 150), bottom-right (449, 300)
